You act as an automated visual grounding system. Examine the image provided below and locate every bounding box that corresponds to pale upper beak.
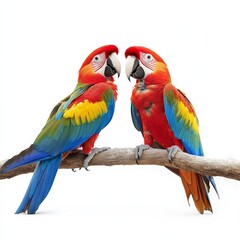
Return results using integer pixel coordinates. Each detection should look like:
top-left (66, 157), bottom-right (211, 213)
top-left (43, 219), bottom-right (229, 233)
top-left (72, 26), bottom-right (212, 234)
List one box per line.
top-left (125, 55), bottom-right (136, 81)
top-left (125, 55), bottom-right (145, 81)
top-left (105, 52), bottom-right (121, 78)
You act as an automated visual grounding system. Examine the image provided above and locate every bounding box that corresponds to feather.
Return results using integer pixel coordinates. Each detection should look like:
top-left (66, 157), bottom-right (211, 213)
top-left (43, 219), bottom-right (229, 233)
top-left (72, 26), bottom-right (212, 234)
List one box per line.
top-left (163, 83), bottom-right (203, 156)
top-left (0, 145), bottom-right (49, 173)
top-left (15, 155), bottom-right (61, 214)
top-left (131, 102), bottom-right (143, 132)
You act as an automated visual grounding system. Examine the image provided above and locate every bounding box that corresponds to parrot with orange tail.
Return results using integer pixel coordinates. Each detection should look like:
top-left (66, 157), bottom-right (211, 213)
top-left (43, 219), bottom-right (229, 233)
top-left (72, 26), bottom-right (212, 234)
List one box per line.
top-left (125, 46), bottom-right (218, 214)
top-left (0, 45), bottom-right (121, 214)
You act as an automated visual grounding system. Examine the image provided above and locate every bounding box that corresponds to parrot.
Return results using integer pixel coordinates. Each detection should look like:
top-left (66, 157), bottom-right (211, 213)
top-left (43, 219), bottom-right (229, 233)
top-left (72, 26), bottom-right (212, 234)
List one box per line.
top-left (125, 46), bottom-right (218, 214)
top-left (0, 44), bottom-right (121, 214)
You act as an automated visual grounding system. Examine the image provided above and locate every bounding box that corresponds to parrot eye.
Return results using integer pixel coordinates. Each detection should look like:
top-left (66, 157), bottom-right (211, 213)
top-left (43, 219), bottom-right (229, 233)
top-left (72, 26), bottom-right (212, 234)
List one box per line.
top-left (93, 54), bottom-right (101, 62)
top-left (144, 54), bottom-right (153, 62)
top-left (140, 52), bottom-right (156, 71)
top-left (91, 52), bottom-right (106, 72)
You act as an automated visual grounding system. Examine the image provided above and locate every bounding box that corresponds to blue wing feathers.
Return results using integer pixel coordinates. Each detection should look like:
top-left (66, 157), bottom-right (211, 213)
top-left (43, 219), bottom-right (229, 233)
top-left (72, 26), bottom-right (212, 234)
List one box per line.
top-left (131, 102), bottom-right (143, 132)
top-left (0, 146), bottom-right (50, 173)
top-left (163, 87), bottom-right (203, 156)
top-left (163, 84), bottom-right (218, 196)
top-left (8, 90), bottom-right (116, 162)
top-left (34, 97), bottom-right (115, 156)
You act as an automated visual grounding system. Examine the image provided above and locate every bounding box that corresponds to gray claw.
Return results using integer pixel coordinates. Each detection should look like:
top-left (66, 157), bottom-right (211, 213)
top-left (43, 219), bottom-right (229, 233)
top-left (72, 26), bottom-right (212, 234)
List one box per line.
top-left (167, 145), bottom-right (182, 162)
top-left (83, 147), bottom-right (110, 170)
top-left (134, 144), bottom-right (150, 163)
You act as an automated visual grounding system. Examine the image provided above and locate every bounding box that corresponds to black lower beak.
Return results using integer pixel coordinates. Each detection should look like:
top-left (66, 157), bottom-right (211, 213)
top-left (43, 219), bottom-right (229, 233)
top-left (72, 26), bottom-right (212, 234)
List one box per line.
top-left (104, 58), bottom-right (117, 77)
top-left (131, 59), bottom-right (145, 80)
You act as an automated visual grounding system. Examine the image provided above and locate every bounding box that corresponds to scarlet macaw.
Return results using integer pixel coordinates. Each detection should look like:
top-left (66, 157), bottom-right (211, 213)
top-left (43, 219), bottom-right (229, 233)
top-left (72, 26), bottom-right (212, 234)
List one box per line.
top-left (125, 46), bottom-right (218, 214)
top-left (0, 45), bottom-right (121, 214)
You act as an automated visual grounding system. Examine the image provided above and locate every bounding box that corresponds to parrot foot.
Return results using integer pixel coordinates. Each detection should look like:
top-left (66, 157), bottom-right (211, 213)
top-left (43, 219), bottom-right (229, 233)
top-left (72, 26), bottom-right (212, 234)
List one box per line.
top-left (167, 145), bottom-right (182, 162)
top-left (134, 144), bottom-right (151, 164)
top-left (83, 147), bottom-right (110, 171)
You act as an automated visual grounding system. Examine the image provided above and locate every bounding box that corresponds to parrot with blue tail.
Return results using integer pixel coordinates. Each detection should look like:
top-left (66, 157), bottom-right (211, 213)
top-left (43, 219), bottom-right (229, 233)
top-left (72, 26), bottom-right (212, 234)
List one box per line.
top-left (0, 45), bottom-right (121, 214)
top-left (125, 46), bottom-right (218, 214)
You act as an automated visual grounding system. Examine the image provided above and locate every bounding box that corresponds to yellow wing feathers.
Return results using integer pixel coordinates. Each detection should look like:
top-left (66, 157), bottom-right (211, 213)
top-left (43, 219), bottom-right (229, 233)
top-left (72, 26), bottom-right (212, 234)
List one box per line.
top-left (63, 100), bottom-right (107, 125)
top-left (176, 100), bottom-right (199, 134)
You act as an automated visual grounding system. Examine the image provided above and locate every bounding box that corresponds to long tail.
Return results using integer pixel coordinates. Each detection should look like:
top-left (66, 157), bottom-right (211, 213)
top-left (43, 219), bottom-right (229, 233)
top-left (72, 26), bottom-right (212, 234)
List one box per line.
top-left (179, 169), bottom-right (218, 214)
top-left (16, 155), bottom-right (62, 214)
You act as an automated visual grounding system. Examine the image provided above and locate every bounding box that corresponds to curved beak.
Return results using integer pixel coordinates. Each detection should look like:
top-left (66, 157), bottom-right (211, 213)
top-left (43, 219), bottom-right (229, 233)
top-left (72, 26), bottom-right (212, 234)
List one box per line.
top-left (104, 52), bottom-right (121, 78)
top-left (125, 55), bottom-right (145, 81)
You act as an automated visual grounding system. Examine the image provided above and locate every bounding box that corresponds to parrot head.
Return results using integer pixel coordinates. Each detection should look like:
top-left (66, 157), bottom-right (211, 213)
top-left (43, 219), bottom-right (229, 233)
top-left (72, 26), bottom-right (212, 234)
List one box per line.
top-left (125, 46), bottom-right (171, 85)
top-left (78, 45), bottom-right (121, 84)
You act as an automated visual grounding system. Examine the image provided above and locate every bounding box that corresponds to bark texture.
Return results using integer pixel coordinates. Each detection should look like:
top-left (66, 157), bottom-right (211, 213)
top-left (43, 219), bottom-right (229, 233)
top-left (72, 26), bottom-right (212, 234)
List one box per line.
top-left (1, 148), bottom-right (240, 181)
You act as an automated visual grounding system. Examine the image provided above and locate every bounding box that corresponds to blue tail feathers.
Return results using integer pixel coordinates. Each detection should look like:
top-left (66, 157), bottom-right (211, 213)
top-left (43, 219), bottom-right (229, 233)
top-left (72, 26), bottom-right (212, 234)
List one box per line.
top-left (208, 176), bottom-right (219, 198)
top-left (15, 155), bottom-right (62, 214)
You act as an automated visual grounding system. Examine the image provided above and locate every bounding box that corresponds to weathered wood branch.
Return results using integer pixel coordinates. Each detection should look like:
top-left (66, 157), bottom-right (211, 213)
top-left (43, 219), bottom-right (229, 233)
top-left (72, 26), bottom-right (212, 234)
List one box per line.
top-left (1, 148), bottom-right (240, 181)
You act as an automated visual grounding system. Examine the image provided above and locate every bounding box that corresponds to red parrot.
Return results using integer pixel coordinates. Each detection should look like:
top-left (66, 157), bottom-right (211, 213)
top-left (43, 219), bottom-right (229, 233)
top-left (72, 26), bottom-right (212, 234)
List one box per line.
top-left (0, 45), bottom-right (121, 214)
top-left (125, 46), bottom-right (218, 214)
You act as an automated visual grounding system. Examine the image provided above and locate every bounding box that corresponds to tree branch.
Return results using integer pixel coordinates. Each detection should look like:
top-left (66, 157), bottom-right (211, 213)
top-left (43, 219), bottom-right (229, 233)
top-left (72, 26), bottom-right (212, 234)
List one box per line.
top-left (1, 148), bottom-right (240, 181)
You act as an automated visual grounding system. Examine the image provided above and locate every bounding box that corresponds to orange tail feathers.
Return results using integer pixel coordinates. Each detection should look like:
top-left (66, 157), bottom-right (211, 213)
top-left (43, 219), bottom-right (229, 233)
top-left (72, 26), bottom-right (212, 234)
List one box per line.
top-left (179, 169), bottom-right (212, 214)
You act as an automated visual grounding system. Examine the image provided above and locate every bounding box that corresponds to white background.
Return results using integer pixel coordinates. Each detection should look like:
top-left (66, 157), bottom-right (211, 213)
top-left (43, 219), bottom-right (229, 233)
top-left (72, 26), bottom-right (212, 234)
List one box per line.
top-left (1, 0), bottom-right (240, 239)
